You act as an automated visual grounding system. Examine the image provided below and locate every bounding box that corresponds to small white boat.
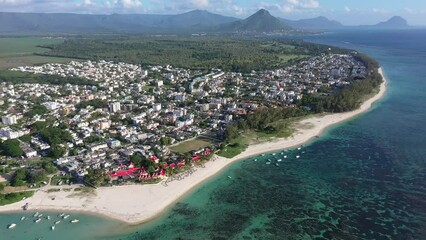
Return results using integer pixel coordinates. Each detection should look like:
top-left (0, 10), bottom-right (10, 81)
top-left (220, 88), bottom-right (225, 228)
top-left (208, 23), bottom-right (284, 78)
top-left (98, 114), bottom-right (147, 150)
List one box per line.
top-left (55, 221), bottom-right (61, 225)
top-left (261, 154), bottom-right (265, 156)
top-left (63, 215), bottom-right (70, 219)
top-left (272, 153), bottom-right (276, 156)
top-left (47, 216), bottom-right (51, 220)
top-left (8, 223), bottom-right (17, 229)
top-left (20, 216), bottom-right (25, 221)
top-left (38, 214), bottom-right (43, 217)
top-left (71, 219), bottom-right (79, 223)
top-left (296, 155), bottom-right (300, 159)
top-left (275, 163), bottom-right (279, 166)
top-left (33, 212), bottom-right (39, 217)
top-left (254, 159), bottom-right (257, 161)
top-left (35, 218), bottom-right (41, 223)
top-left (266, 162), bottom-right (271, 165)
top-left (58, 213), bottom-right (65, 217)
top-left (297, 147), bottom-right (301, 150)
top-left (277, 159), bottom-right (282, 162)
top-left (51, 226), bottom-right (55, 231)
top-left (227, 176), bottom-right (232, 179)
top-left (284, 155), bottom-right (287, 158)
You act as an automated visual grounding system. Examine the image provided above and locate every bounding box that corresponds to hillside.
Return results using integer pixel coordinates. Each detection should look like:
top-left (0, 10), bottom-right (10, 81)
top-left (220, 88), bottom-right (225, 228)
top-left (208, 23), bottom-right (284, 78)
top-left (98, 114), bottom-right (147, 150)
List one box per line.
top-left (0, 10), bottom-right (238, 34)
top-left (218, 9), bottom-right (291, 33)
top-left (374, 16), bottom-right (409, 28)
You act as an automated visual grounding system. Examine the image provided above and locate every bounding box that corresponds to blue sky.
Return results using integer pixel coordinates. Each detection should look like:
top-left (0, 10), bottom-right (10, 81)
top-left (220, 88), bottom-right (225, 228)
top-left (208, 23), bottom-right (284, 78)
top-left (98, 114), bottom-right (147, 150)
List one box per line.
top-left (0, 0), bottom-right (425, 25)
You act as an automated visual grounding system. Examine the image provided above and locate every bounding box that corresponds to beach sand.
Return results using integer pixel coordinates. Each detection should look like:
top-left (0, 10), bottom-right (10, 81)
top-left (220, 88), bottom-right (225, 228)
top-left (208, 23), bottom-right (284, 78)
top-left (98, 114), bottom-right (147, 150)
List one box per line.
top-left (0, 68), bottom-right (388, 224)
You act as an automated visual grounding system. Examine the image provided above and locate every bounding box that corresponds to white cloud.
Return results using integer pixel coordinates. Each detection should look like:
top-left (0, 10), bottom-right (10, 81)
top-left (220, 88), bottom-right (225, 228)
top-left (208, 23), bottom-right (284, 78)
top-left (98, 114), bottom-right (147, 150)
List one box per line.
top-left (299, 0), bottom-right (319, 9)
top-left (344, 6), bottom-right (351, 12)
top-left (191, 0), bottom-right (209, 8)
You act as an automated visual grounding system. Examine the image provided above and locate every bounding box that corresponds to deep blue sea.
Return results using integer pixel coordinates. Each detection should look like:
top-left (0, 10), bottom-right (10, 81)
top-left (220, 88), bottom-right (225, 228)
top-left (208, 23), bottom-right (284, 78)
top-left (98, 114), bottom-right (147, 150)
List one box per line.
top-left (1, 29), bottom-right (425, 240)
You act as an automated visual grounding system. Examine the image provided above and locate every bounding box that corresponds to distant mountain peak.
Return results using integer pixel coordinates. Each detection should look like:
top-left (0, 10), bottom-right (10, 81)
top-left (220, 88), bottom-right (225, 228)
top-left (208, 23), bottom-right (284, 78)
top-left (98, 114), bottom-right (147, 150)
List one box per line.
top-left (233, 9), bottom-right (291, 32)
top-left (255, 9), bottom-right (270, 15)
top-left (375, 16), bottom-right (409, 28)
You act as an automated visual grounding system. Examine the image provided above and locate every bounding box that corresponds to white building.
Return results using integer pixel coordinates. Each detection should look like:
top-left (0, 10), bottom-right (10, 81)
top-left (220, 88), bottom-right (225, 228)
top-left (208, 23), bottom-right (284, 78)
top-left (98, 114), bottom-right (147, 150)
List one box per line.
top-left (43, 102), bottom-right (59, 110)
top-left (153, 103), bottom-right (162, 111)
top-left (109, 102), bottom-right (121, 113)
top-left (88, 143), bottom-right (108, 152)
top-left (1, 115), bottom-right (17, 125)
top-left (156, 80), bottom-right (164, 87)
top-left (0, 127), bottom-right (24, 139)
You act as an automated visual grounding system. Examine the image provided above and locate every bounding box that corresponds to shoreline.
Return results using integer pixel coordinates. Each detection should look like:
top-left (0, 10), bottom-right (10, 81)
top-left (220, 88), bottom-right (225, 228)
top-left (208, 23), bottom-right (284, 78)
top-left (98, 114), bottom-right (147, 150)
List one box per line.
top-left (0, 68), bottom-right (388, 225)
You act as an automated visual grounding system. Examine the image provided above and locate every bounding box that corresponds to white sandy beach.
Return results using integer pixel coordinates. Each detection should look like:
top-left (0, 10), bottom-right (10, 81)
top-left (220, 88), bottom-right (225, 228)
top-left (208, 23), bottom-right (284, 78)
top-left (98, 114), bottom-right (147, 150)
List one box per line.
top-left (0, 68), bottom-right (387, 224)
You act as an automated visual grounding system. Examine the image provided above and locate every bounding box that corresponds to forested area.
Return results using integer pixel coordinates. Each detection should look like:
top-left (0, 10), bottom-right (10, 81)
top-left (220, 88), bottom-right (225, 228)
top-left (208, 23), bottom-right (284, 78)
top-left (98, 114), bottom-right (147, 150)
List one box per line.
top-left (38, 36), bottom-right (346, 72)
top-left (224, 107), bottom-right (307, 142)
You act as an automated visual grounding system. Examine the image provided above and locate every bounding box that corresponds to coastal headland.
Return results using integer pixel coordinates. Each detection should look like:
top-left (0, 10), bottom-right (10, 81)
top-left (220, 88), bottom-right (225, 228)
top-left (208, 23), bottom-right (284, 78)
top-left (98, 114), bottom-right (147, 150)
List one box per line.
top-left (0, 68), bottom-right (387, 225)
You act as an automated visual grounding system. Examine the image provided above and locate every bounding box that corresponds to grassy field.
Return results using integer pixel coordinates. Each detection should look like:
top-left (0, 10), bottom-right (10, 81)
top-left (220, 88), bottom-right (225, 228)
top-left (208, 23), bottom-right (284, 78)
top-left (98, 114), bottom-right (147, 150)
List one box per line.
top-left (218, 119), bottom-right (296, 159)
top-left (0, 191), bottom-right (34, 206)
top-left (170, 138), bottom-right (213, 153)
top-left (0, 37), bottom-right (75, 69)
top-left (218, 135), bottom-right (249, 159)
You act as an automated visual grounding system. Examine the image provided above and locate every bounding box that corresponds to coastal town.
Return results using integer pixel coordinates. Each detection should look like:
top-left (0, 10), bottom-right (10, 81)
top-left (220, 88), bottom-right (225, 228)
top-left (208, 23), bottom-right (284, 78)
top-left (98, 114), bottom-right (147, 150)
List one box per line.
top-left (0, 53), bottom-right (367, 190)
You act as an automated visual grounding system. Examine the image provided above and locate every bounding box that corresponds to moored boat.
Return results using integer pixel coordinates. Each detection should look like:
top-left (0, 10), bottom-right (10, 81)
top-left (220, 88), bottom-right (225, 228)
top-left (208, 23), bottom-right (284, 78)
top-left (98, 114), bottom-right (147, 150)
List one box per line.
top-left (51, 226), bottom-right (55, 230)
top-left (20, 216), bottom-right (25, 221)
top-left (8, 223), bottom-right (17, 229)
top-left (63, 215), bottom-right (70, 219)
top-left (35, 218), bottom-right (41, 223)
top-left (71, 219), bottom-right (79, 223)
top-left (55, 220), bottom-right (61, 225)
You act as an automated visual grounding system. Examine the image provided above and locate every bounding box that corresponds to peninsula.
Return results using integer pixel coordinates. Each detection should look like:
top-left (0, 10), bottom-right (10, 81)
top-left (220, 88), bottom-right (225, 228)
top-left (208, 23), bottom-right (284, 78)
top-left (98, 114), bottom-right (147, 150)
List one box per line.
top-left (0, 34), bottom-right (386, 225)
top-left (0, 68), bottom-right (387, 224)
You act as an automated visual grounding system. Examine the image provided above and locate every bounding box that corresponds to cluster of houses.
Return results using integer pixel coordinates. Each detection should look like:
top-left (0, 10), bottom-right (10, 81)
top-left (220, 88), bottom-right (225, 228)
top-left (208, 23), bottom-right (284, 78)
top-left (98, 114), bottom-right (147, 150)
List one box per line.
top-left (1, 53), bottom-right (367, 184)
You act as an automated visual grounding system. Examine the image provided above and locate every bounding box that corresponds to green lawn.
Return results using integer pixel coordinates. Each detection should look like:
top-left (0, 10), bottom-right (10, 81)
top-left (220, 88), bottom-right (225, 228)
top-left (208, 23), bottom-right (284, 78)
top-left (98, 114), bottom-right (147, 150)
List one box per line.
top-left (0, 191), bottom-right (34, 206)
top-left (218, 135), bottom-right (249, 159)
top-left (218, 119), bottom-right (296, 159)
top-left (278, 54), bottom-right (309, 63)
top-left (0, 37), bottom-right (76, 69)
top-left (170, 138), bottom-right (213, 153)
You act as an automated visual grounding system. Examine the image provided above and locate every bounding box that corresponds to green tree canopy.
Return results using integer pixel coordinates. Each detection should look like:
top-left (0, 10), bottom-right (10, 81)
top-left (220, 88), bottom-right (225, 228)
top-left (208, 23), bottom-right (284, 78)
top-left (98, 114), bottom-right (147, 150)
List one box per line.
top-left (0, 139), bottom-right (23, 158)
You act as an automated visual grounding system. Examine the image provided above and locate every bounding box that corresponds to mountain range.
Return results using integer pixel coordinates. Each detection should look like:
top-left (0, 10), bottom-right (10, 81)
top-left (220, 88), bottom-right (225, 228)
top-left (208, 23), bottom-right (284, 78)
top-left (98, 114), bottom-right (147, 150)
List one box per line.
top-left (0, 9), bottom-right (410, 34)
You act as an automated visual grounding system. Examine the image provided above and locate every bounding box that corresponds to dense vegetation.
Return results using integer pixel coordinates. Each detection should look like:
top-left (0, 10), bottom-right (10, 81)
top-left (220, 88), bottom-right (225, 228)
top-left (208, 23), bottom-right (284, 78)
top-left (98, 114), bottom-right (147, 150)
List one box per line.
top-left (10, 168), bottom-right (47, 186)
top-left (39, 36), bottom-right (346, 72)
top-left (76, 99), bottom-right (107, 110)
top-left (0, 139), bottom-right (24, 157)
top-left (0, 191), bottom-right (34, 206)
top-left (0, 70), bottom-right (96, 86)
top-left (224, 107), bottom-right (307, 142)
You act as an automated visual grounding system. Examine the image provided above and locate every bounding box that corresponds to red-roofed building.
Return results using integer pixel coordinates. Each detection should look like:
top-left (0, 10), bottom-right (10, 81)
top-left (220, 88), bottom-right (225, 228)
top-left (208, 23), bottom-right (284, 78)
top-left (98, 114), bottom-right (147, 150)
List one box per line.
top-left (150, 156), bottom-right (159, 163)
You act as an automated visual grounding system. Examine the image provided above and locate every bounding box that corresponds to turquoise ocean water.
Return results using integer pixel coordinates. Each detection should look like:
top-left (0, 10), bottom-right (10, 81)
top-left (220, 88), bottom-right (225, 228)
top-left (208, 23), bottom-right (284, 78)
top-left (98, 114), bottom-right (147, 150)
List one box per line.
top-left (1, 29), bottom-right (425, 239)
